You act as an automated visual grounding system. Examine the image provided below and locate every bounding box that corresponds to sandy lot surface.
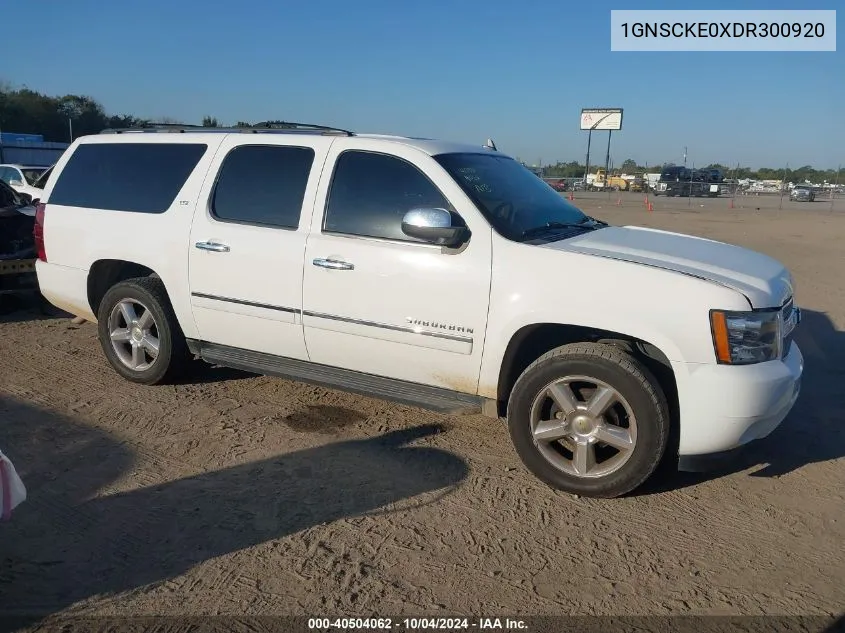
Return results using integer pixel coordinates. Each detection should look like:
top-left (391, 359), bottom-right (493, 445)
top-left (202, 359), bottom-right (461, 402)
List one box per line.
top-left (1, 193), bottom-right (844, 623)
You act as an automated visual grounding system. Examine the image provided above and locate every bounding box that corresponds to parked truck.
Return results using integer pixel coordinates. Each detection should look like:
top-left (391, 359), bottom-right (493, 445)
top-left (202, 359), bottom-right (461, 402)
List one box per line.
top-left (653, 166), bottom-right (722, 198)
top-left (34, 123), bottom-right (803, 499)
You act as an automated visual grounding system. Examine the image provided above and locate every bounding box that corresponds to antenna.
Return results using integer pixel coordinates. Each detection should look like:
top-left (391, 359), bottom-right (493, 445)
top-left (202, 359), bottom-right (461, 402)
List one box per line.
top-left (484, 138), bottom-right (498, 151)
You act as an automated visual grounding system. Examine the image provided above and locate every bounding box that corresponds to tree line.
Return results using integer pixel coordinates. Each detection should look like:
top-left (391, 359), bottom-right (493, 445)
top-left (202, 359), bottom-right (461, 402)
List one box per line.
top-left (0, 84), bottom-right (269, 142)
top-left (1, 84), bottom-right (839, 183)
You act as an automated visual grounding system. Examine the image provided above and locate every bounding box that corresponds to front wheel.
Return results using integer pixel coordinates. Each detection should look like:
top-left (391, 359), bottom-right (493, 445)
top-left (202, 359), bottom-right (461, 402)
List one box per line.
top-left (97, 277), bottom-right (190, 385)
top-left (507, 343), bottom-right (670, 498)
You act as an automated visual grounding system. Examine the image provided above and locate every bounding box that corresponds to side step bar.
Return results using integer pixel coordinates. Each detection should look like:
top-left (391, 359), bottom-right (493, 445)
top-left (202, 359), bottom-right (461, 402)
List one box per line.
top-left (190, 340), bottom-right (484, 415)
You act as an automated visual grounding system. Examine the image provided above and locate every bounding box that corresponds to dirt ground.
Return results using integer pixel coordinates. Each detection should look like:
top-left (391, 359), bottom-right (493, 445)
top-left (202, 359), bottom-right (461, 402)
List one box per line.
top-left (1, 192), bottom-right (844, 622)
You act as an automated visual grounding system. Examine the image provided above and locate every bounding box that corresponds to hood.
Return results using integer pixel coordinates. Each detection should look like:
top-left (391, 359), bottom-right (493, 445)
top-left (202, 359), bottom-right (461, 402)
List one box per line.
top-left (544, 225), bottom-right (792, 308)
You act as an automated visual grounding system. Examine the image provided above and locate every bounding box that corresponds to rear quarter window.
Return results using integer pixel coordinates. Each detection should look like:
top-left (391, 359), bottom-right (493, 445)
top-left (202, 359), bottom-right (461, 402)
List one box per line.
top-left (49, 142), bottom-right (208, 213)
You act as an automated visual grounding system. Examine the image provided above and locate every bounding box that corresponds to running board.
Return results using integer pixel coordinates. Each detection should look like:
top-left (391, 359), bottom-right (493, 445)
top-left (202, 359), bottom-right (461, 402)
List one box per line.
top-left (192, 341), bottom-right (483, 415)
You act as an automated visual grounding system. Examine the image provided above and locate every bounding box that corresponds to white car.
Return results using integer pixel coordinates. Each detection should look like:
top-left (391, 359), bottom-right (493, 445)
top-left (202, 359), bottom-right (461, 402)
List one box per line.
top-left (0, 164), bottom-right (49, 201)
top-left (33, 124), bottom-right (803, 498)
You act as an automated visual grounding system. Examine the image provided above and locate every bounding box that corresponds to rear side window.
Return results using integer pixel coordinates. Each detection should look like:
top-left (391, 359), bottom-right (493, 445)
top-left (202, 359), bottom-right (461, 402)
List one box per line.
top-left (49, 143), bottom-right (207, 213)
top-left (324, 150), bottom-right (450, 242)
top-left (211, 145), bottom-right (314, 228)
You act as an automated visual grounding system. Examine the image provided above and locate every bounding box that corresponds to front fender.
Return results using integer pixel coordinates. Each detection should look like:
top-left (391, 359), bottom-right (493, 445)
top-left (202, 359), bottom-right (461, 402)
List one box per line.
top-left (477, 236), bottom-right (749, 398)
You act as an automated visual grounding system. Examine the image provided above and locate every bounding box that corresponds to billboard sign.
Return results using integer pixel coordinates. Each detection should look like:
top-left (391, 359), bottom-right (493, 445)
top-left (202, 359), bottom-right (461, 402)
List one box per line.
top-left (580, 108), bottom-right (623, 131)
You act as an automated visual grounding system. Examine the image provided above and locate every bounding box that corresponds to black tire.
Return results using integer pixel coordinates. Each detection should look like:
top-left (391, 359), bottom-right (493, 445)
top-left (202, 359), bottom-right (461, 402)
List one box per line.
top-left (506, 342), bottom-right (670, 498)
top-left (96, 276), bottom-right (190, 385)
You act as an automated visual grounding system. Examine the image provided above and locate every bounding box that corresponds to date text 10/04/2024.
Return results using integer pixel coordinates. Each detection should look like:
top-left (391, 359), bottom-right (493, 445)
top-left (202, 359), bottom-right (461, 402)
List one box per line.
top-left (307, 618), bottom-right (528, 630)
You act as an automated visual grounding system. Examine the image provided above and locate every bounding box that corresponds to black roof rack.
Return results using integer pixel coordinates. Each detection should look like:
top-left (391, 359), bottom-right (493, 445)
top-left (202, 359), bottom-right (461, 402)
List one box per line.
top-left (101, 121), bottom-right (354, 136)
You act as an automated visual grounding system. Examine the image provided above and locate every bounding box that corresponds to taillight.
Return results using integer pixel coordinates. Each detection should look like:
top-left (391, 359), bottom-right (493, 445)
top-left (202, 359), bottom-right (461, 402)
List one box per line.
top-left (34, 202), bottom-right (47, 262)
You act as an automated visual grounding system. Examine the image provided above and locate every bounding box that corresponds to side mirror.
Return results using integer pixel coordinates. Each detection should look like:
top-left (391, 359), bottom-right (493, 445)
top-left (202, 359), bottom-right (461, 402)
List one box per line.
top-left (9, 179), bottom-right (23, 187)
top-left (401, 208), bottom-right (469, 247)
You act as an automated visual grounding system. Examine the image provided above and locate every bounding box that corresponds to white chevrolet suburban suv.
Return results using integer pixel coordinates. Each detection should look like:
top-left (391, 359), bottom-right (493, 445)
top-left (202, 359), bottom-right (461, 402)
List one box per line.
top-left (34, 123), bottom-right (803, 498)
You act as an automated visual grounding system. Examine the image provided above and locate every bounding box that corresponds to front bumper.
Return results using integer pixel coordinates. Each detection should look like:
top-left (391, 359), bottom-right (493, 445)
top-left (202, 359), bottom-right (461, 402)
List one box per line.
top-left (673, 341), bottom-right (803, 457)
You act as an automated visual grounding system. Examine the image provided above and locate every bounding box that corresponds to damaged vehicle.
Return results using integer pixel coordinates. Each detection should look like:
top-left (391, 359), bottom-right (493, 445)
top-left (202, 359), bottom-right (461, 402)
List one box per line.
top-left (0, 180), bottom-right (40, 311)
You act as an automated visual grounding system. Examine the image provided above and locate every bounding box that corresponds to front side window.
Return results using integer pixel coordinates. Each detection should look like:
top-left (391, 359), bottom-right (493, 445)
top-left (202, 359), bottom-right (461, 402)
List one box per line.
top-left (212, 145), bottom-right (314, 228)
top-left (435, 153), bottom-right (590, 242)
top-left (324, 151), bottom-right (452, 242)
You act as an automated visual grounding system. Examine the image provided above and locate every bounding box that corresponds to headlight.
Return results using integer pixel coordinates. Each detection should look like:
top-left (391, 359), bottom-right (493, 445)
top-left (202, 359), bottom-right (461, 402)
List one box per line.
top-left (710, 309), bottom-right (780, 364)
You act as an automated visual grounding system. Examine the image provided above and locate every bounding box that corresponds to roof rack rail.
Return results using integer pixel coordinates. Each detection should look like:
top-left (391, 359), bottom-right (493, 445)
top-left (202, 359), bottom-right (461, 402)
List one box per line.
top-left (100, 121), bottom-right (354, 136)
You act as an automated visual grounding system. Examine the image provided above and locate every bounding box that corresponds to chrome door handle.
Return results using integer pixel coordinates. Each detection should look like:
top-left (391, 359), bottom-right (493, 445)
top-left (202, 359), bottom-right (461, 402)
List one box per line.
top-left (195, 241), bottom-right (230, 253)
top-left (313, 258), bottom-right (354, 270)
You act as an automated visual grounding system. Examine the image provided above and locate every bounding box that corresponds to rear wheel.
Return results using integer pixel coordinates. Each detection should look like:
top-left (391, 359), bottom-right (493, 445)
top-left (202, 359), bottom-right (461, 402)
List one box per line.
top-left (96, 277), bottom-right (190, 385)
top-left (506, 343), bottom-right (670, 498)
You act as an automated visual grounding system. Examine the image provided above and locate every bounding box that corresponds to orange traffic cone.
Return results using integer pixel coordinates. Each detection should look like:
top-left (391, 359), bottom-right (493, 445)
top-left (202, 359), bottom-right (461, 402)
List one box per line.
top-left (647, 202), bottom-right (654, 212)
top-left (616, 197), bottom-right (622, 207)
top-left (729, 198), bottom-right (734, 209)
top-left (568, 191), bottom-right (574, 201)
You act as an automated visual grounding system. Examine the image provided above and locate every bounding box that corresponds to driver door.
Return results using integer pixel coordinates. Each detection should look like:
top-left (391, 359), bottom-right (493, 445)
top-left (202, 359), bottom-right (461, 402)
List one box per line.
top-left (302, 139), bottom-right (493, 392)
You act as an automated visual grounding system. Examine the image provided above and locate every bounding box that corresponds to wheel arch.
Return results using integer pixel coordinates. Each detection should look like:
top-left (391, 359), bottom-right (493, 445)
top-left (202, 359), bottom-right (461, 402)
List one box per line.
top-left (88, 259), bottom-right (164, 317)
top-left (492, 323), bottom-right (679, 438)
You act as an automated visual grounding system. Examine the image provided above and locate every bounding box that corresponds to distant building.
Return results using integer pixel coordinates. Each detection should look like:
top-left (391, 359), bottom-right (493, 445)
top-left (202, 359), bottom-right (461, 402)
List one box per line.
top-left (0, 132), bottom-right (68, 167)
top-left (0, 132), bottom-right (44, 144)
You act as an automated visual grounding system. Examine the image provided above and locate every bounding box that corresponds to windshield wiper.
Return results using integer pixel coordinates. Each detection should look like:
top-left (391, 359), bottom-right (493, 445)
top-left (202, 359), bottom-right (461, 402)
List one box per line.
top-left (521, 219), bottom-right (596, 239)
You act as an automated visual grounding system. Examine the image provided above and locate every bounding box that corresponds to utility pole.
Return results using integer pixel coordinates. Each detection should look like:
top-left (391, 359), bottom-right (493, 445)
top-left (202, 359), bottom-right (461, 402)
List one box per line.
top-left (683, 146), bottom-right (687, 167)
top-left (779, 163), bottom-right (789, 210)
top-left (583, 129), bottom-right (593, 190)
top-left (603, 130), bottom-right (612, 196)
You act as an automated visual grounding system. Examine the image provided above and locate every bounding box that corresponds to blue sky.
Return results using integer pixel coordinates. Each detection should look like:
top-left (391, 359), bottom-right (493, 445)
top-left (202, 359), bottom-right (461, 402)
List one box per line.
top-left (2, 0), bottom-right (842, 168)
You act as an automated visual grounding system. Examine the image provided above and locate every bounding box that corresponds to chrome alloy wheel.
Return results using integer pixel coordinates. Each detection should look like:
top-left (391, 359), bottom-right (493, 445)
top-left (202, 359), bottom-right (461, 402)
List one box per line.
top-left (529, 375), bottom-right (637, 478)
top-left (108, 299), bottom-right (160, 371)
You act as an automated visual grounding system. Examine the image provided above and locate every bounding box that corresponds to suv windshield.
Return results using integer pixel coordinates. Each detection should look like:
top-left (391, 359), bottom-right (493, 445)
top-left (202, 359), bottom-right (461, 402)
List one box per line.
top-left (434, 152), bottom-right (590, 242)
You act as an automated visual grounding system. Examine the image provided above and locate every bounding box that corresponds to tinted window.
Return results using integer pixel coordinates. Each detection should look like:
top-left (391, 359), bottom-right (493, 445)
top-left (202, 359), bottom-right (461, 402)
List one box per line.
top-left (212, 145), bottom-right (314, 228)
top-left (435, 153), bottom-right (589, 242)
top-left (0, 168), bottom-right (13, 184)
top-left (324, 151), bottom-right (451, 241)
top-left (49, 143), bottom-right (207, 213)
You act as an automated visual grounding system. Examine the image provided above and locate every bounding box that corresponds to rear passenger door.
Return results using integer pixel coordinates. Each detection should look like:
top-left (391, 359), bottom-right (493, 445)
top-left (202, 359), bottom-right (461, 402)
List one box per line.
top-left (188, 136), bottom-right (332, 359)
